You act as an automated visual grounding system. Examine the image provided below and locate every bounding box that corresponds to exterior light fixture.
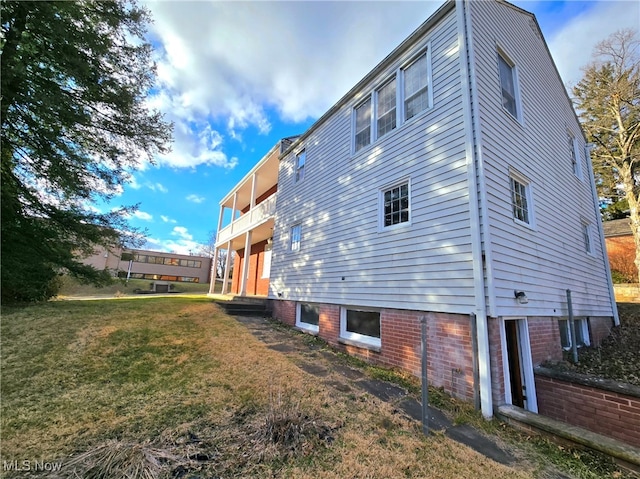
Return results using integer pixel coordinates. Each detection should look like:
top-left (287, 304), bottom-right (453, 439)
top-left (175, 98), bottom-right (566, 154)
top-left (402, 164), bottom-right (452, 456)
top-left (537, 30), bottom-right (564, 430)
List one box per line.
top-left (514, 290), bottom-right (528, 304)
top-left (267, 237), bottom-right (273, 245)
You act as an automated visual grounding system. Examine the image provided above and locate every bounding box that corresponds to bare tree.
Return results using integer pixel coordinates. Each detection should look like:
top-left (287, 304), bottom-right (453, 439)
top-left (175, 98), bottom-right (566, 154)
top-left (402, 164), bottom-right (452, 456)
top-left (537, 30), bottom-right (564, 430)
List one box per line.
top-left (573, 29), bottom-right (640, 281)
top-left (197, 230), bottom-right (233, 279)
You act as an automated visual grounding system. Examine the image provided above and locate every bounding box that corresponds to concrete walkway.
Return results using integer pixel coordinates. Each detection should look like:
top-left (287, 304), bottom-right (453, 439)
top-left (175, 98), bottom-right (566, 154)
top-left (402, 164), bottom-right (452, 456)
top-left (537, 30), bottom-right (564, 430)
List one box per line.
top-left (234, 314), bottom-right (517, 467)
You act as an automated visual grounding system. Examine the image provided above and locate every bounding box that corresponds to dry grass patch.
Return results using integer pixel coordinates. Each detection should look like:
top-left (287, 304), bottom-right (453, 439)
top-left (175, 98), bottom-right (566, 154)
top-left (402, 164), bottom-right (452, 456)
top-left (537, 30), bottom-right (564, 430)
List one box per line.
top-left (1, 297), bottom-right (542, 478)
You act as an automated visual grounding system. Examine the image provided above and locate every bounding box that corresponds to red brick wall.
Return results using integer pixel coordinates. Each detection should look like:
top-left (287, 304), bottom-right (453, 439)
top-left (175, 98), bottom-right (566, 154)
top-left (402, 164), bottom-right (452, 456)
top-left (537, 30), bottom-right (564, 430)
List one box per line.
top-left (589, 316), bottom-right (613, 345)
top-left (231, 240), bottom-right (270, 296)
top-left (272, 300), bottom-right (296, 327)
top-left (488, 317), bottom-right (506, 405)
top-left (528, 318), bottom-right (563, 365)
top-left (273, 300), bottom-right (476, 402)
top-left (536, 374), bottom-right (640, 447)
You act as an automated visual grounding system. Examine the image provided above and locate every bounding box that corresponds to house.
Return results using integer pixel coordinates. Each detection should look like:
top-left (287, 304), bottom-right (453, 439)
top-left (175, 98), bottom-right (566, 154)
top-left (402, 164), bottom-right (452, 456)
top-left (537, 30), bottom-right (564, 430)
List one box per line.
top-left (83, 246), bottom-right (212, 290)
top-left (209, 0), bottom-right (618, 420)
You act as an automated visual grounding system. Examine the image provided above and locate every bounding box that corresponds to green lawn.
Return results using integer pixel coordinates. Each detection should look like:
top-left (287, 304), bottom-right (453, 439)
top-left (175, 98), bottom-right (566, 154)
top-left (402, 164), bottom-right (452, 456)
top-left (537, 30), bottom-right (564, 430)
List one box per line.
top-left (0, 297), bottom-right (628, 478)
top-left (56, 275), bottom-right (215, 297)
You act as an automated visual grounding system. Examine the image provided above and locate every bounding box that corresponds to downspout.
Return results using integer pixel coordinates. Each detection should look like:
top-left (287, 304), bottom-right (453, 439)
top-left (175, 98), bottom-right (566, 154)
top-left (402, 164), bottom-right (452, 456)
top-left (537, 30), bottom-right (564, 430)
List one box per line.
top-left (585, 145), bottom-right (620, 325)
top-left (456, 0), bottom-right (493, 418)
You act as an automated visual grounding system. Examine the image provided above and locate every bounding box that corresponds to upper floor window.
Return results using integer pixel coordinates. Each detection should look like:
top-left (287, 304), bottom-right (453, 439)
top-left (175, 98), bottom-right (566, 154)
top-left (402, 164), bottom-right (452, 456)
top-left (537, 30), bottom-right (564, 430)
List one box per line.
top-left (509, 172), bottom-right (533, 227)
top-left (353, 48), bottom-right (431, 154)
top-left (568, 134), bottom-right (582, 178)
top-left (498, 52), bottom-right (518, 119)
top-left (376, 78), bottom-right (396, 139)
top-left (381, 181), bottom-right (410, 228)
top-left (295, 150), bottom-right (306, 183)
top-left (355, 99), bottom-right (372, 152)
top-left (290, 224), bottom-right (301, 251)
top-left (583, 222), bottom-right (593, 254)
top-left (403, 52), bottom-right (429, 121)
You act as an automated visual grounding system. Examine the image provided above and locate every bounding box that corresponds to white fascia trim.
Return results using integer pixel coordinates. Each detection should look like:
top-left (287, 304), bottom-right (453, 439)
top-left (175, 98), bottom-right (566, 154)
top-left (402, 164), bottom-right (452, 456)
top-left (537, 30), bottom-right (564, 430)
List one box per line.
top-left (457, 0), bottom-right (493, 419)
top-left (585, 145), bottom-right (620, 325)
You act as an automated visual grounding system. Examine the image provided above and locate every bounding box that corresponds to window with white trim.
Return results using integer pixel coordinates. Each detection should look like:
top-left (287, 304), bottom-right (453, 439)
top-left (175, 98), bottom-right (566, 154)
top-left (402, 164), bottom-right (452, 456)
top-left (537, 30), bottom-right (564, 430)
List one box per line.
top-left (509, 172), bottom-right (533, 226)
top-left (354, 99), bottom-right (372, 152)
top-left (403, 52), bottom-right (429, 121)
top-left (558, 318), bottom-right (590, 349)
top-left (568, 133), bottom-right (582, 178)
top-left (296, 302), bottom-right (319, 332)
top-left (295, 150), bottom-right (306, 183)
top-left (381, 181), bottom-right (410, 228)
top-left (498, 51), bottom-right (519, 119)
top-left (376, 78), bottom-right (396, 139)
top-left (353, 48), bottom-right (431, 153)
top-left (340, 307), bottom-right (381, 348)
top-left (583, 222), bottom-right (593, 254)
top-left (290, 224), bottom-right (301, 251)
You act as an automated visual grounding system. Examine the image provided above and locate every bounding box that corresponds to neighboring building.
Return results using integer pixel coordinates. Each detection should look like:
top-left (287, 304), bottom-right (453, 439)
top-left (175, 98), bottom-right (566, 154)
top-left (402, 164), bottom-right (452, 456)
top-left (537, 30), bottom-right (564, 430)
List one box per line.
top-left (83, 246), bottom-right (212, 289)
top-left (210, 0), bottom-right (618, 419)
top-left (602, 218), bottom-right (636, 283)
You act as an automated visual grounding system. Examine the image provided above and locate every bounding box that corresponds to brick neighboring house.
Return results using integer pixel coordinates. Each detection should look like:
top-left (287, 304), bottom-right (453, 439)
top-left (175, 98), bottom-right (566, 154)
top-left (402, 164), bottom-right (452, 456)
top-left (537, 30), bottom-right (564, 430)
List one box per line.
top-left (209, 0), bottom-right (618, 420)
top-left (602, 218), bottom-right (636, 282)
top-left (83, 246), bottom-right (212, 290)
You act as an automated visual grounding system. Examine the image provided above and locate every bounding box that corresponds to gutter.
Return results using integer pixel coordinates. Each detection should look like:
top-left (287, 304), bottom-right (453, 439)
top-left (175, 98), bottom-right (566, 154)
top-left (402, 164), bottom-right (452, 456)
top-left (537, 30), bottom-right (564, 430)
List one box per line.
top-left (456, 0), bottom-right (493, 418)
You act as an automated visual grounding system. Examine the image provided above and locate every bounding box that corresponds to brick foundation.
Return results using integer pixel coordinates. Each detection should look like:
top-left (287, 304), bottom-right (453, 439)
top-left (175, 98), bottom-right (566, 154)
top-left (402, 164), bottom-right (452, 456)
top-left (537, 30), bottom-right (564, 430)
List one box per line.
top-left (272, 300), bottom-right (476, 402)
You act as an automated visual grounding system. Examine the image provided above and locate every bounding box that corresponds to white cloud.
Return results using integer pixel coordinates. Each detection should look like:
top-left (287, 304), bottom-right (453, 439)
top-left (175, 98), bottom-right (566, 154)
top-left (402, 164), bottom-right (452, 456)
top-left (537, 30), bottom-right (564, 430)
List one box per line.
top-left (144, 226), bottom-right (202, 255)
top-left (132, 210), bottom-right (153, 221)
top-left (186, 194), bottom-right (205, 204)
top-left (160, 215), bottom-right (177, 223)
top-left (543, 1), bottom-right (640, 88)
top-left (171, 226), bottom-right (192, 241)
top-left (145, 1), bottom-right (438, 133)
top-left (145, 182), bottom-right (168, 193)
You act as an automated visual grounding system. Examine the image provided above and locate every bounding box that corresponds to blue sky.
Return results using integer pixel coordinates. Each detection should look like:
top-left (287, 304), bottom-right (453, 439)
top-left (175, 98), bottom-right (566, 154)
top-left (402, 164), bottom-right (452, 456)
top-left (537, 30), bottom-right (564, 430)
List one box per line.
top-left (100, 0), bottom-right (638, 255)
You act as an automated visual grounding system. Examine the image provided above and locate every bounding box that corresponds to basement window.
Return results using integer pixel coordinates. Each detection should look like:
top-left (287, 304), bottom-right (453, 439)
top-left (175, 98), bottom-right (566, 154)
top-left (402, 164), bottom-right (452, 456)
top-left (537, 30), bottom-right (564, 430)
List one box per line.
top-left (558, 318), bottom-right (590, 349)
top-left (296, 302), bottom-right (319, 333)
top-left (340, 307), bottom-right (381, 348)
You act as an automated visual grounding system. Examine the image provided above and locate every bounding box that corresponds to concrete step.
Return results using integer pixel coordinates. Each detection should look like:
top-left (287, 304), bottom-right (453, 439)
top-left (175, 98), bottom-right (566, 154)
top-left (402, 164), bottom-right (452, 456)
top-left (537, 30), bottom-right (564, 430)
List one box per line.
top-left (215, 299), bottom-right (269, 317)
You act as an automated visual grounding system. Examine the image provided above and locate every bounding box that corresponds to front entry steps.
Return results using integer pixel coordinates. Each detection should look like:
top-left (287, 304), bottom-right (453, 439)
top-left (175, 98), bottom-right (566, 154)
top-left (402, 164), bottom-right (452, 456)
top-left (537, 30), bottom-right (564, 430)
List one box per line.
top-left (214, 296), bottom-right (270, 317)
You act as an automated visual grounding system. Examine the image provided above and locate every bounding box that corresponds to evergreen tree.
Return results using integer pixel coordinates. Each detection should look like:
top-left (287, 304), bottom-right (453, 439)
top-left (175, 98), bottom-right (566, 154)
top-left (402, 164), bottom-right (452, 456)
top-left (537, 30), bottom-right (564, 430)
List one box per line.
top-left (1, 1), bottom-right (172, 302)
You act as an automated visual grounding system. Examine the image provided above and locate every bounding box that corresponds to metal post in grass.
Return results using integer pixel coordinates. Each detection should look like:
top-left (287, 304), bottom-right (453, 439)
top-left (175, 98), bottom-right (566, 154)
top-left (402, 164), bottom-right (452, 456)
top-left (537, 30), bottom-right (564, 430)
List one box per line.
top-left (567, 289), bottom-right (578, 364)
top-left (420, 315), bottom-right (429, 435)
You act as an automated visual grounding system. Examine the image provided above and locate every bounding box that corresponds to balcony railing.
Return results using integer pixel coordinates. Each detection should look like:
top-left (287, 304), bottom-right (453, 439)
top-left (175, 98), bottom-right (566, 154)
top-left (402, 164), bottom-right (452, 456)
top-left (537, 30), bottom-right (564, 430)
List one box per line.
top-left (216, 193), bottom-right (277, 245)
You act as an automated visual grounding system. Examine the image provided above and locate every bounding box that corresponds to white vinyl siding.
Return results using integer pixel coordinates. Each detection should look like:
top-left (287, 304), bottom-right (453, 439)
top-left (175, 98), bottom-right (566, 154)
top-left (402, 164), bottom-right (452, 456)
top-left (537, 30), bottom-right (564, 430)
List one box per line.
top-left (469, 0), bottom-right (614, 318)
top-left (271, 8), bottom-right (476, 313)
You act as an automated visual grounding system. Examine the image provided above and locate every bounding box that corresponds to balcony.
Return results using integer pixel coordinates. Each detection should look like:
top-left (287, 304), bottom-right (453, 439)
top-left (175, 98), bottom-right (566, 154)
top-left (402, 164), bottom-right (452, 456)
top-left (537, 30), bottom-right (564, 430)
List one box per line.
top-left (216, 193), bottom-right (277, 246)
